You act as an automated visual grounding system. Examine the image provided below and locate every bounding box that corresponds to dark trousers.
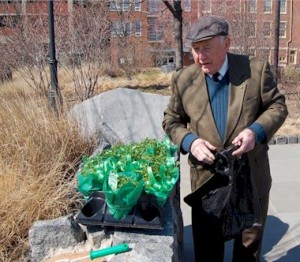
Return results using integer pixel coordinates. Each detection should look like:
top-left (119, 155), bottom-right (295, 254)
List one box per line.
top-left (191, 196), bottom-right (269, 262)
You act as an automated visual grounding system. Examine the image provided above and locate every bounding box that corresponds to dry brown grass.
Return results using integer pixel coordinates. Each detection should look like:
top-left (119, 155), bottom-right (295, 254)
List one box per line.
top-left (0, 83), bottom-right (97, 261)
top-left (277, 82), bottom-right (300, 136)
top-left (60, 67), bottom-right (173, 100)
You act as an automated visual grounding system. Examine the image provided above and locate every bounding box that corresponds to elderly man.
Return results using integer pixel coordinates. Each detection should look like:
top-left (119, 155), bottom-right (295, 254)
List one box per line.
top-left (162, 16), bottom-right (288, 261)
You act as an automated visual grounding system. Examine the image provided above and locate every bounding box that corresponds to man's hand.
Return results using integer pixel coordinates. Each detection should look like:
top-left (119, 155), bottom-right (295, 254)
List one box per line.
top-left (190, 138), bottom-right (217, 165)
top-left (232, 128), bottom-right (256, 157)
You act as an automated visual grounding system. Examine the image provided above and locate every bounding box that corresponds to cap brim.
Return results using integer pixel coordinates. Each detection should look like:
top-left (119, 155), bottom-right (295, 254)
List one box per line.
top-left (191, 36), bottom-right (214, 43)
top-left (185, 35), bottom-right (214, 47)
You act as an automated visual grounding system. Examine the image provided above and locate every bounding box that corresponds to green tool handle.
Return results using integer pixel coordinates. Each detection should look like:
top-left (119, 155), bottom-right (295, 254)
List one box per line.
top-left (90, 243), bottom-right (130, 260)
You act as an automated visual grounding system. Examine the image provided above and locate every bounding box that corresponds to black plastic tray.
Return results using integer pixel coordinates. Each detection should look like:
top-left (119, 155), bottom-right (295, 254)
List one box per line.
top-left (75, 191), bottom-right (164, 230)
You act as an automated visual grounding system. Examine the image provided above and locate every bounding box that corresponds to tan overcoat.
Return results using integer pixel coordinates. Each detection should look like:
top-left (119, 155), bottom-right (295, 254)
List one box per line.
top-left (162, 53), bottom-right (288, 200)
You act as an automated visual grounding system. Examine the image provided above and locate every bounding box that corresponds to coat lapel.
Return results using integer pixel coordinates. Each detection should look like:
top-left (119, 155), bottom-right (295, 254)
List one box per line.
top-left (191, 70), bottom-right (223, 145)
top-left (224, 82), bottom-right (247, 143)
top-left (224, 53), bottom-right (250, 144)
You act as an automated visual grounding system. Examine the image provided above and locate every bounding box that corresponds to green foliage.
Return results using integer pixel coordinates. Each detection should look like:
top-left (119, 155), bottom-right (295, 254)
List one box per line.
top-left (77, 136), bottom-right (179, 208)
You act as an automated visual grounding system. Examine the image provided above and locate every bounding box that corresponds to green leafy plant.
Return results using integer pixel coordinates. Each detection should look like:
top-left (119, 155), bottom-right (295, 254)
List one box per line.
top-left (77, 136), bottom-right (179, 208)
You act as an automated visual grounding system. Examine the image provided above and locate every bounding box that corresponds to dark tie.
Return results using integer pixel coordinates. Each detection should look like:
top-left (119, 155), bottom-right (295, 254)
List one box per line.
top-left (212, 72), bottom-right (220, 82)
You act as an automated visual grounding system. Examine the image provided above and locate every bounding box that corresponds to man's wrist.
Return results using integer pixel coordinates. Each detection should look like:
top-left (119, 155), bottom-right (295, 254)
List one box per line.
top-left (248, 123), bottom-right (266, 144)
top-left (181, 133), bottom-right (198, 153)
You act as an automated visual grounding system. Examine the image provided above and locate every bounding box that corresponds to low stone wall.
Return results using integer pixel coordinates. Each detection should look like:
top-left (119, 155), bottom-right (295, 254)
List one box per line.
top-left (28, 88), bottom-right (183, 261)
top-left (269, 135), bottom-right (300, 145)
top-left (29, 189), bottom-right (183, 262)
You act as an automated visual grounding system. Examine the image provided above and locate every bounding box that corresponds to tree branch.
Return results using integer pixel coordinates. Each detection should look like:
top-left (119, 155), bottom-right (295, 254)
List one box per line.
top-left (161, 0), bottom-right (177, 19)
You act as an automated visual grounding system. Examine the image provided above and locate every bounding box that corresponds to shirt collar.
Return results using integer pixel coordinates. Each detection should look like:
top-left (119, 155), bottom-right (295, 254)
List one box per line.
top-left (209, 55), bottom-right (229, 80)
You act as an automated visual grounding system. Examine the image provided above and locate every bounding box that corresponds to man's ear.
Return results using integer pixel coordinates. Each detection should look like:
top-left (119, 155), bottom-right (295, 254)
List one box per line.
top-left (225, 37), bottom-right (231, 51)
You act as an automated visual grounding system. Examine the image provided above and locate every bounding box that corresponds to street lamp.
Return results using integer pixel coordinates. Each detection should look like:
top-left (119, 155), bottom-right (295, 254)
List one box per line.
top-left (274, 0), bottom-right (281, 85)
top-left (48, 0), bottom-right (61, 113)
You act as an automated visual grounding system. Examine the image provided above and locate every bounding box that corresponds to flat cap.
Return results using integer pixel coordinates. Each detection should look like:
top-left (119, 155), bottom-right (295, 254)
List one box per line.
top-left (186, 16), bottom-right (228, 45)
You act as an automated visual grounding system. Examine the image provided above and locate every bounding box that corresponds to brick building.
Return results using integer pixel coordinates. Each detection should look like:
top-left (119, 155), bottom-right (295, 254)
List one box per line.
top-left (0, 0), bottom-right (299, 68)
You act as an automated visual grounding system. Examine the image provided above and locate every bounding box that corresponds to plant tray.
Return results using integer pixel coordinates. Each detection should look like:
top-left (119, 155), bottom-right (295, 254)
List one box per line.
top-left (75, 191), bottom-right (164, 230)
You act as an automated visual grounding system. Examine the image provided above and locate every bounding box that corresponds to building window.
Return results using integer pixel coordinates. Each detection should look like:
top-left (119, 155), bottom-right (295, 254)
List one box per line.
top-left (111, 21), bottom-right (131, 37)
top-left (279, 56), bottom-right (287, 63)
top-left (280, 0), bottom-right (287, 13)
top-left (0, 15), bottom-right (7, 28)
top-left (249, 0), bottom-right (257, 13)
top-left (134, 0), bottom-right (141, 11)
top-left (135, 21), bottom-right (141, 36)
top-left (279, 22), bottom-right (287, 38)
top-left (183, 21), bottom-right (191, 39)
top-left (289, 50), bottom-right (297, 64)
top-left (156, 55), bottom-right (175, 66)
top-left (111, 21), bottom-right (120, 37)
top-left (264, 0), bottom-right (272, 13)
top-left (203, 0), bottom-right (211, 13)
top-left (125, 22), bottom-right (131, 36)
top-left (109, 0), bottom-right (130, 11)
top-left (248, 21), bottom-right (256, 37)
top-left (0, 15), bottom-right (18, 28)
top-left (148, 0), bottom-right (160, 13)
top-left (183, 0), bottom-right (191, 12)
top-left (123, 0), bottom-right (130, 11)
top-left (148, 17), bottom-right (163, 41)
top-left (263, 21), bottom-right (271, 37)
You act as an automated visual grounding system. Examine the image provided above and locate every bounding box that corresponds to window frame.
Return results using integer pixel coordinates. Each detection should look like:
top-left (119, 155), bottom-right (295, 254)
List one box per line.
top-left (134, 0), bottom-right (142, 11)
top-left (183, 0), bottom-right (191, 12)
top-left (202, 0), bottom-right (211, 13)
top-left (289, 50), bottom-right (297, 64)
top-left (280, 0), bottom-right (287, 14)
top-left (135, 20), bottom-right (142, 37)
top-left (263, 0), bottom-right (272, 13)
top-left (249, 0), bottom-right (257, 13)
top-left (263, 21), bottom-right (271, 38)
top-left (279, 21), bottom-right (287, 38)
top-left (248, 21), bottom-right (257, 38)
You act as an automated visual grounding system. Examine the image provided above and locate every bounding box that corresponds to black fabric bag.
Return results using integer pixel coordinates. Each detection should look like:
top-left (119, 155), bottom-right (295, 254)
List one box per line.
top-left (184, 146), bottom-right (259, 241)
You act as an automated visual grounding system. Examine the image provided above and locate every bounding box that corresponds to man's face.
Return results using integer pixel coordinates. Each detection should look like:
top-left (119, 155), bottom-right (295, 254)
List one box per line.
top-left (191, 36), bottom-right (230, 75)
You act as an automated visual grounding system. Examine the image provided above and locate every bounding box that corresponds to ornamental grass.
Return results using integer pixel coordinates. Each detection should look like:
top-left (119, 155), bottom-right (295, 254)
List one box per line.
top-left (0, 84), bottom-right (96, 261)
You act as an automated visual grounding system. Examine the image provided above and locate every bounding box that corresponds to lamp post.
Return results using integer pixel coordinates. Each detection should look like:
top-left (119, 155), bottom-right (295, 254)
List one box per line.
top-left (48, 0), bottom-right (61, 113)
top-left (274, 0), bottom-right (281, 85)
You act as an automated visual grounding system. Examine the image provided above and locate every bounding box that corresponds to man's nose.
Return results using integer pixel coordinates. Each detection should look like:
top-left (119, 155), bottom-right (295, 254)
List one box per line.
top-left (197, 51), bottom-right (206, 60)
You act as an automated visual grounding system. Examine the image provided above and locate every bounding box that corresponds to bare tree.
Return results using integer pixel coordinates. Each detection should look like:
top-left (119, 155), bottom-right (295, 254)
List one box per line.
top-left (162, 0), bottom-right (183, 69)
top-left (1, 1), bottom-right (113, 101)
top-left (3, 13), bottom-right (51, 96)
top-left (108, 1), bottom-right (141, 79)
top-left (1, 1), bottom-right (67, 98)
top-left (57, 1), bottom-right (112, 100)
top-left (212, 1), bottom-right (272, 60)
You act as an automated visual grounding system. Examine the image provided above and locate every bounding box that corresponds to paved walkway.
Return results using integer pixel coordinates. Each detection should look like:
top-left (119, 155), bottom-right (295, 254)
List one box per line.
top-left (180, 144), bottom-right (300, 262)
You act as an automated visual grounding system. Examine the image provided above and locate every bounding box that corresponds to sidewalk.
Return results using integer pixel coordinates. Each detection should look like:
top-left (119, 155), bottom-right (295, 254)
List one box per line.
top-left (180, 144), bottom-right (300, 262)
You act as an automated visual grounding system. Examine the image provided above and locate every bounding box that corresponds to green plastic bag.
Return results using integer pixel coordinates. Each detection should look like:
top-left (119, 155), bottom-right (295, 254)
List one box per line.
top-left (77, 136), bottom-right (179, 209)
top-left (144, 153), bottom-right (179, 207)
top-left (141, 137), bottom-right (179, 207)
top-left (77, 155), bottom-right (118, 197)
top-left (103, 171), bottom-right (144, 220)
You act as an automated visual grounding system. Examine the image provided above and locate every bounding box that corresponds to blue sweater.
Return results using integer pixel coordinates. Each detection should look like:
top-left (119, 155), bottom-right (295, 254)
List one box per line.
top-left (181, 72), bottom-right (266, 153)
top-left (206, 72), bottom-right (229, 140)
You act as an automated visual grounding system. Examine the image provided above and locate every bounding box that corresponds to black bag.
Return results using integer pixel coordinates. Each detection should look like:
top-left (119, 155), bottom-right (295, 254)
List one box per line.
top-left (184, 145), bottom-right (259, 240)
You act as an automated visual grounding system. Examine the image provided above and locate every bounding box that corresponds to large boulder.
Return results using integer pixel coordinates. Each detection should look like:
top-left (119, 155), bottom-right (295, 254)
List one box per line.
top-left (69, 87), bottom-right (170, 144)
